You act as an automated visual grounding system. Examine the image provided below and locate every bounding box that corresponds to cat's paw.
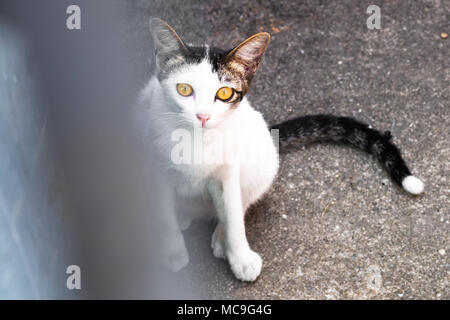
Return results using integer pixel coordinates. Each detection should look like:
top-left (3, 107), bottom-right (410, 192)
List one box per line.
top-left (228, 249), bottom-right (262, 282)
top-left (178, 216), bottom-right (192, 231)
top-left (161, 236), bottom-right (189, 272)
top-left (211, 227), bottom-right (226, 260)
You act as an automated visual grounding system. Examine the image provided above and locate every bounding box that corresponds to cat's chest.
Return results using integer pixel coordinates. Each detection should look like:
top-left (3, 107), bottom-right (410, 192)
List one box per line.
top-left (170, 169), bottom-right (209, 198)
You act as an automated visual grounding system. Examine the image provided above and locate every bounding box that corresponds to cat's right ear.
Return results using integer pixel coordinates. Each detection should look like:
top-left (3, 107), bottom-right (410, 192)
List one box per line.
top-left (150, 18), bottom-right (188, 71)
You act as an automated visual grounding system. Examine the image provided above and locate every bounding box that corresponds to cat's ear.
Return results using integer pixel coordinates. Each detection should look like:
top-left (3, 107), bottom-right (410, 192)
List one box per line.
top-left (225, 32), bottom-right (270, 81)
top-left (150, 18), bottom-right (188, 71)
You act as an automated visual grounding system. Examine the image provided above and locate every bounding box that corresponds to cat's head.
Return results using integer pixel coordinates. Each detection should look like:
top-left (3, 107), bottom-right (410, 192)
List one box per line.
top-left (150, 18), bottom-right (270, 128)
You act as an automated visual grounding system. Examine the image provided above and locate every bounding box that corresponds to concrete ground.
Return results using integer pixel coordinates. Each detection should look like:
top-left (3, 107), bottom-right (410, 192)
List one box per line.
top-left (127, 0), bottom-right (449, 299)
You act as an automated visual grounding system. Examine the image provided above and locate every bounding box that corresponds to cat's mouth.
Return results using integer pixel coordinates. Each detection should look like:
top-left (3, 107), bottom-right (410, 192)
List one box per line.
top-left (193, 121), bottom-right (211, 129)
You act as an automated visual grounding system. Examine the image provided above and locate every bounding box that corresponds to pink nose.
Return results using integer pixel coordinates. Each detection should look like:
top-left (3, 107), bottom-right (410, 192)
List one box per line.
top-left (196, 113), bottom-right (211, 127)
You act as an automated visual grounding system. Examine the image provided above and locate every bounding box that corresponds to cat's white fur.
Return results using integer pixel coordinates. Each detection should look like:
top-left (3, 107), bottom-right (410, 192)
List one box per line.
top-left (136, 58), bottom-right (279, 281)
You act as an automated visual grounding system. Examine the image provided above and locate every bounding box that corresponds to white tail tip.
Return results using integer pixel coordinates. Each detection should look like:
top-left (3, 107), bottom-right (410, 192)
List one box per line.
top-left (402, 176), bottom-right (424, 195)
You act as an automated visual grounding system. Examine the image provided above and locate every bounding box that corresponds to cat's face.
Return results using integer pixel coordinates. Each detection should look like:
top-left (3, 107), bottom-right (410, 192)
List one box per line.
top-left (151, 18), bottom-right (270, 128)
top-left (161, 56), bottom-right (240, 128)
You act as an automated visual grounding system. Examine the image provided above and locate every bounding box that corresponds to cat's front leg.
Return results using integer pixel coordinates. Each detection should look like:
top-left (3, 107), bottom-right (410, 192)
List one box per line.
top-left (209, 166), bottom-right (262, 282)
top-left (153, 173), bottom-right (189, 272)
top-left (160, 217), bottom-right (189, 272)
top-left (211, 222), bottom-right (226, 259)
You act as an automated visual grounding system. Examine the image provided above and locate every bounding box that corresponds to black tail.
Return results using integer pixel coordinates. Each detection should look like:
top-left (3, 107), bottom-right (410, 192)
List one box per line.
top-left (271, 114), bottom-right (424, 194)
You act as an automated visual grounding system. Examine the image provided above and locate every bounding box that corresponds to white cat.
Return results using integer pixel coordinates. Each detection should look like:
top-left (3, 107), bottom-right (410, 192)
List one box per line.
top-left (134, 18), bottom-right (424, 282)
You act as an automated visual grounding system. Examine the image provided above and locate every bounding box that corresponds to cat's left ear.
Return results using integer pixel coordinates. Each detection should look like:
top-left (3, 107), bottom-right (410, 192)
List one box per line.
top-left (150, 18), bottom-right (188, 71)
top-left (225, 32), bottom-right (271, 82)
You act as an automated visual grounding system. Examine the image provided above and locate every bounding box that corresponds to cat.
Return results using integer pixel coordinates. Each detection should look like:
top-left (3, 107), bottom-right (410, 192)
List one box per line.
top-left (135, 18), bottom-right (424, 282)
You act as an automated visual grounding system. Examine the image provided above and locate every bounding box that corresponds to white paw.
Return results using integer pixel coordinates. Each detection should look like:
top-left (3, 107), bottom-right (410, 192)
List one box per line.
top-left (211, 228), bottom-right (226, 260)
top-left (161, 236), bottom-right (189, 272)
top-left (228, 249), bottom-right (262, 282)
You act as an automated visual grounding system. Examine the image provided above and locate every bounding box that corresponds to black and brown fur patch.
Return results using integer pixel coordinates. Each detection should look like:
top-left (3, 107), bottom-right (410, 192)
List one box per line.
top-left (219, 32), bottom-right (270, 97)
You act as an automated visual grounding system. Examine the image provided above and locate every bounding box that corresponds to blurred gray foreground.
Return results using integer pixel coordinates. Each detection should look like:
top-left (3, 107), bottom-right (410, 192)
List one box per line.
top-left (0, 0), bottom-right (203, 299)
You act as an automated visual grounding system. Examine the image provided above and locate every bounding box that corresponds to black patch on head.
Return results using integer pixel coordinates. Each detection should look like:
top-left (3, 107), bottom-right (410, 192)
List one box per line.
top-left (182, 46), bottom-right (208, 64)
top-left (158, 45), bottom-right (229, 79)
top-left (207, 47), bottom-right (229, 74)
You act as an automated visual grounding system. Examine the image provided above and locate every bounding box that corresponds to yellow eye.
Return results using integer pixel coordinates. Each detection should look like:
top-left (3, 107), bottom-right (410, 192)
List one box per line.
top-left (216, 86), bottom-right (234, 102)
top-left (177, 83), bottom-right (193, 97)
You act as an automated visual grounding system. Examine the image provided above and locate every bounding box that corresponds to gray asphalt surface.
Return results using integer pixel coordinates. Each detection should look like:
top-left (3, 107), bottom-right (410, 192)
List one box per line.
top-left (127, 0), bottom-right (449, 299)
